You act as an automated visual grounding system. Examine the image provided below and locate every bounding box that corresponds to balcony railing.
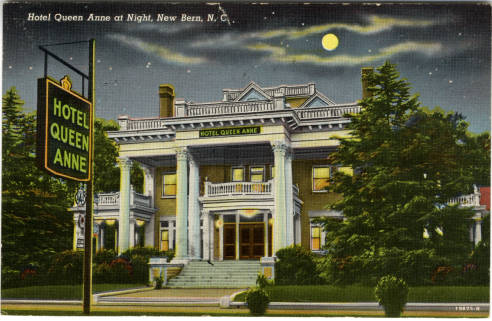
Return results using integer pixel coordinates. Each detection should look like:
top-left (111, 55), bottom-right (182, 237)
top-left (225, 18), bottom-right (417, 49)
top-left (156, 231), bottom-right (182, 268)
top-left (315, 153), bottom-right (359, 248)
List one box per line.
top-left (296, 105), bottom-right (361, 120)
top-left (204, 180), bottom-right (273, 197)
top-left (187, 101), bottom-right (275, 117)
top-left (95, 191), bottom-right (152, 208)
top-left (448, 193), bottom-right (481, 207)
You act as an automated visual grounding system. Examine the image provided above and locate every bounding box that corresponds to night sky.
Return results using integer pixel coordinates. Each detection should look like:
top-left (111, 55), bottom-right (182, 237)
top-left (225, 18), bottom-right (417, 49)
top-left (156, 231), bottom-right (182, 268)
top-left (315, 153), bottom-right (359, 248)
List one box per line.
top-left (3, 2), bottom-right (491, 133)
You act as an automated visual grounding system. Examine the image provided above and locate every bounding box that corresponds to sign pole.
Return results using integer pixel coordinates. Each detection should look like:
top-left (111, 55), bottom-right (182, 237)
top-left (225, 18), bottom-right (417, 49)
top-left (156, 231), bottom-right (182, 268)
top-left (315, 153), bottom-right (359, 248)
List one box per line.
top-left (83, 38), bottom-right (95, 315)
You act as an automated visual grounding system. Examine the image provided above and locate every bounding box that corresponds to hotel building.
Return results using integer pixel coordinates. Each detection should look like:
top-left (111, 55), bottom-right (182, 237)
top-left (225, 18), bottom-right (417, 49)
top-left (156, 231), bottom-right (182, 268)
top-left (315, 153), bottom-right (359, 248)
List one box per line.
top-left (70, 71), bottom-right (487, 264)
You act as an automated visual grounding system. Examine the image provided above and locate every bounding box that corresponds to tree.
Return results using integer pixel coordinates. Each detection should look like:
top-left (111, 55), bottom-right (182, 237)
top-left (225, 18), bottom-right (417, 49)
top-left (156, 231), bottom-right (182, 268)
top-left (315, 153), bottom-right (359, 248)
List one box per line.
top-left (93, 118), bottom-right (143, 193)
top-left (319, 62), bottom-right (487, 285)
top-left (1, 88), bottom-right (144, 278)
top-left (2, 87), bottom-right (73, 273)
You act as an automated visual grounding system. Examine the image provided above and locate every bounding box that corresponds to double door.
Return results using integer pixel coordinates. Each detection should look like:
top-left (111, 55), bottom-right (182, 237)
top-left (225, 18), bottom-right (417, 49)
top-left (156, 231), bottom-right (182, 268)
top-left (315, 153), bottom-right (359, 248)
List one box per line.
top-left (223, 223), bottom-right (265, 259)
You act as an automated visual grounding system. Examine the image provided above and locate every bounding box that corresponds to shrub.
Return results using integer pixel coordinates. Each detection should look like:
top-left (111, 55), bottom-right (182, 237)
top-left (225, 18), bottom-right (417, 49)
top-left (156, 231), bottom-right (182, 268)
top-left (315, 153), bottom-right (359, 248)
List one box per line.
top-left (154, 276), bottom-right (164, 289)
top-left (94, 249), bottom-right (117, 265)
top-left (245, 287), bottom-right (270, 315)
top-left (275, 245), bottom-right (322, 285)
top-left (375, 275), bottom-right (409, 317)
top-left (256, 273), bottom-right (273, 289)
top-left (46, 250), bottom-right (84, 285)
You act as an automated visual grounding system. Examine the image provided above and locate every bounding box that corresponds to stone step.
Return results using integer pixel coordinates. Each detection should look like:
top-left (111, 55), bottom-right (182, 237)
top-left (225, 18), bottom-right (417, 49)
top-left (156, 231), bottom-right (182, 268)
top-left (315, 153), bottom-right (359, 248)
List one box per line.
top-left (167, 260), bottom-right (261, 288)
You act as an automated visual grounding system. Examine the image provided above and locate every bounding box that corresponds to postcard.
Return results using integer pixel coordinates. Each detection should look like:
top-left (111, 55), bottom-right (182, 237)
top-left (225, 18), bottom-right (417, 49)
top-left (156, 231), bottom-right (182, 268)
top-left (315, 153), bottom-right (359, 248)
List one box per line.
top-left (2, 1), bottom-right (490, 317)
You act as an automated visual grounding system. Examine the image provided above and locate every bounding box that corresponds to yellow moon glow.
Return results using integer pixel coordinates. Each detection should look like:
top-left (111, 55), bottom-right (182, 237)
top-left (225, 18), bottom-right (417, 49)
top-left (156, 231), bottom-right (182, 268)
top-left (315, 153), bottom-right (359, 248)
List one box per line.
top-left (322, 33), bottom-right (339, 51)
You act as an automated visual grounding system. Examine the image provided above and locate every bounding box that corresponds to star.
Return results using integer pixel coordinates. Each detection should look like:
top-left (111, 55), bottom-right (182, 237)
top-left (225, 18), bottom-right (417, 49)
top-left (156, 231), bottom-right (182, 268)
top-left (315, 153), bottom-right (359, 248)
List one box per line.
top-left (28, 66), bottom-right (33, 70)
top-left (187, 69), bottom-right (191, 73)
top-left (428, 72), bottom-right (432, 76)
top-left (109, 66), bottom-right (113, 71)
top-left (449, 80), bottom-right (453, 84)
top-left (368, 49), bottom-right (372, 53)
top-left (97, 59), bottom-right (101, 63)
top-left (8, 65), bottom-right (12, 69)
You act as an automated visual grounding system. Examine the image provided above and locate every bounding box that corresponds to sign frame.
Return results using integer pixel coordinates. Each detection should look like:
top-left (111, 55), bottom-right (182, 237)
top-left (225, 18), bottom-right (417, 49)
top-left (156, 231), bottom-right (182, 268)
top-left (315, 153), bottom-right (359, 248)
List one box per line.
top-left (37, 77), bottom-right (93, 181)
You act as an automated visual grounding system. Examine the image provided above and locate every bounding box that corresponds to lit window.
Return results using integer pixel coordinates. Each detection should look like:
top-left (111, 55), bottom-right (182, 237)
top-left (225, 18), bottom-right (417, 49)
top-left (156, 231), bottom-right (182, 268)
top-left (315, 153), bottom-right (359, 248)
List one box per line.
top-left (271, 166), bottom-right (275, 179)
top-left (311, 226), bottom-right (321, 251)
top-left (313, 166), bottom-right (330, 191)
top-left (232, 167), bottom-right (244, 182)
top-left (162, 173), bottom-right (176, 197)
top-left (161, 230), bottom-right (169, 251)
top-left (250, 166), bottom-right (265, 182)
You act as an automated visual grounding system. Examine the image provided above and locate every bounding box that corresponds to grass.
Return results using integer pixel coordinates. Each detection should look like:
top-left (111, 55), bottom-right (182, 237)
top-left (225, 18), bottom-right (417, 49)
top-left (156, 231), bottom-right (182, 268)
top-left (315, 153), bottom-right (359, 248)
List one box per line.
top-left (1, 283), bottom-right (147, 300)
top-left (234, 285), bottom-right (490, 303)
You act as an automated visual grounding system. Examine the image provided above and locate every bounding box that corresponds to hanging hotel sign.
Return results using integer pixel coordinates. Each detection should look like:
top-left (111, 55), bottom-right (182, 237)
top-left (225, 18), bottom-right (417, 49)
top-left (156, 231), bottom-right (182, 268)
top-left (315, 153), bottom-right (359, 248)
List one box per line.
top-left (37, 76), bottom-right (93, 181)
top-left (199, 125), bottom-right (261, 138)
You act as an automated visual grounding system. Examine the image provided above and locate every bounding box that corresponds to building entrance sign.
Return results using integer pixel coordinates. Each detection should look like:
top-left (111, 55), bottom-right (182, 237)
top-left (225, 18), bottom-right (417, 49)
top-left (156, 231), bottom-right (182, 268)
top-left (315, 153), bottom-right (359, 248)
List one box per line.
top-left (37, 77), bottom-right (93, 181)
top-left (199, 125), bottom-right (261, 138)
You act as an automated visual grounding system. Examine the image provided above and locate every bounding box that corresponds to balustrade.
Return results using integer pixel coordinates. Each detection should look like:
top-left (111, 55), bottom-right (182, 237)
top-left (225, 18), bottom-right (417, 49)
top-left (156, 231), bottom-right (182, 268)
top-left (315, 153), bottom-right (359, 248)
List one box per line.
top-left (448, 193), bottom-right (481, 207)
top-left (296, 105), bottom-right (361, 120)
top-left (95, 191), bottom-right (151, 207)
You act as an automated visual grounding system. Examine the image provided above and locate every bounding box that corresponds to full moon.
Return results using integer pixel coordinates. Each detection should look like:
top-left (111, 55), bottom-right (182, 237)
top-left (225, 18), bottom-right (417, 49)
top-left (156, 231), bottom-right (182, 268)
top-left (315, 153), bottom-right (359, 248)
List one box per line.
top-left (322, 33), bottom-right (339, 51)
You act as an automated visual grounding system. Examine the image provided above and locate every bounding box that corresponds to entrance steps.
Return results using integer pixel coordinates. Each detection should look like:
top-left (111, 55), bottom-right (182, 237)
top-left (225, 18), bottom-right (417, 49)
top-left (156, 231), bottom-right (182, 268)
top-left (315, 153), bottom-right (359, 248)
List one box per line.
top-left (166, 260), bottom-right (261, 288)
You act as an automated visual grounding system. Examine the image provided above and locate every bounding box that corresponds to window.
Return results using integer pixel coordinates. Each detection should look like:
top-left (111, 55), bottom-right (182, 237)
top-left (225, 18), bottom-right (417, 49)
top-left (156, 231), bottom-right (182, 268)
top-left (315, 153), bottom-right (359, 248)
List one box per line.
top-left (162, 173), bottom-right (176, 197)
top-left (250, 166), bottom-right (265, 182)
top-left (311, 226), bottom-right (321, 251)
top-left (161, 230), bottom-right (169, 251)
top-left (270, 166), bottom-right (275, 179)
top-left (312, 166), bottom-right (330, 192)
top-left (232, 167), bottom-right (244, 182)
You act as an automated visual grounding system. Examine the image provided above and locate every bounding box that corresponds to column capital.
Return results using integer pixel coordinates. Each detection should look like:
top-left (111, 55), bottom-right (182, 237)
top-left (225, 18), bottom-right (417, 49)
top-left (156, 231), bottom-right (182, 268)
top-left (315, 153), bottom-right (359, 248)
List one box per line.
top-left (118, 157), bottom-right (132, 169)
top-left (272, 141), bottom-right (289, 155)
top-left (140, 164), bottom-right (154, 176)
top-left (175, 147), bottom-right (189, 161)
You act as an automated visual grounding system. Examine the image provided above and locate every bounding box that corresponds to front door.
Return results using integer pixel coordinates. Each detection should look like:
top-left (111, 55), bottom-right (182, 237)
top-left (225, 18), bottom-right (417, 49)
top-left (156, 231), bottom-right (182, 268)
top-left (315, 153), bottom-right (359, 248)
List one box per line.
top-left (240, 223), bottom-right (264, 259)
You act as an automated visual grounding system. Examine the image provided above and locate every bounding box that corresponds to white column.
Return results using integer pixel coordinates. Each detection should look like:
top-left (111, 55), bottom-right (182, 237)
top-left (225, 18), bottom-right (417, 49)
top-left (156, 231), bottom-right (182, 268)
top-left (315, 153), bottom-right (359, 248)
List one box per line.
top-left (144, 219), bottom-right (155, 247)
top-left (142, 165), bottom-right (156, 205)
top-left (175, 148), bottom-right (189, 260)
top-left (203, 212), bottom-right (210, 261)
top-left (169, 221), bottom-right (175, 250)
top-left (235, 211), bottom-right (240, 260)
top-left (295, 215), bottom-right (301, 245)
top-left (210, 214), bottom-right (215, 260)
top-left (188, 156), bottom-right (201, 260)
top-left (100, 225), bottom-right (105, 250)
top-left (272, 142), bottom-right (288, 254)
top-left (264, 212), bottom-right (269, 257)
top-left (285, 150), bottom-right (294, 246)
top-left (219, 215), bottom-right (224, 260)
top-left (475, 219), bottom-right (482, 245)
top-left (118, 157), bottom-right (132, 254)
top-left (129, 218), bottom-right (136, 248)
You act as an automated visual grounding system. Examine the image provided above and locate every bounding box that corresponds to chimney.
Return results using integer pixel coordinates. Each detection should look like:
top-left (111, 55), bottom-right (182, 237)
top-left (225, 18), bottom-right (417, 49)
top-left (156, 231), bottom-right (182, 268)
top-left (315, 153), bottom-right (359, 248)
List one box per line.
top-left (361, 67), bottom-right (374, 99)
top-left (159, 84), bottom-right (175, 118)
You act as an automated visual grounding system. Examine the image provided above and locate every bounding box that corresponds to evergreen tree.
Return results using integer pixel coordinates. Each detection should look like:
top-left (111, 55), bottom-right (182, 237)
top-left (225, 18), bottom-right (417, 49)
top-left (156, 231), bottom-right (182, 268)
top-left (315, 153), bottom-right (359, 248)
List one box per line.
top-left (320, 62), bottom-right (488, 284)
top-left (2, 88), bottom-right (73, 272)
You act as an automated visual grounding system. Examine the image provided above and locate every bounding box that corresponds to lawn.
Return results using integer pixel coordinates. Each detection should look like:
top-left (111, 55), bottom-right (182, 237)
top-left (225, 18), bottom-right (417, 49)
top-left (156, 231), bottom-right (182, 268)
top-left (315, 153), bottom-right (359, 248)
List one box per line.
top-left (234, 285), bottom-right (490, 303)
top-left (1, 284), bottom-right (148, 300)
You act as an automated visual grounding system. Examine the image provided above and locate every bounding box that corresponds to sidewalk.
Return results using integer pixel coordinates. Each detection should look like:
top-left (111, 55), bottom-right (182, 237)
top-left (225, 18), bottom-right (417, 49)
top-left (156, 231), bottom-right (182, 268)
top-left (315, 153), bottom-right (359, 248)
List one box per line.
top-left (2, 287), bottom-right (489, 317)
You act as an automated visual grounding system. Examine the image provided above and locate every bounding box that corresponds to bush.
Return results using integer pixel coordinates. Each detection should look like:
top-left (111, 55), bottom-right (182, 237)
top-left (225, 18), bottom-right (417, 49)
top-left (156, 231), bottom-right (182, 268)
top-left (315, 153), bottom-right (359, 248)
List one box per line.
top-left (46, 250), bottom-right (84, 285)
top-left (245, 287), bottom-right (270, 315)
top-left (154, 276), bottom-right (164, 289)
top-left (375, 275), bottom-right (409, 317)
top-left (256, 273), bottom-right (273, 289)
top-left (94, 249), bottom-right (117, 265)
top-left (275, 245), bottom-right (322, 285)
top-left (93, 257), bottom-right (133, 283)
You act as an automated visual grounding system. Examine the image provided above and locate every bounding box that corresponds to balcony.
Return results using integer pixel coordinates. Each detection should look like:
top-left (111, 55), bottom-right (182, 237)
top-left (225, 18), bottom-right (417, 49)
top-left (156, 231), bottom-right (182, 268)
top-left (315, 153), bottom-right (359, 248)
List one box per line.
top-left (204, 180), bottom-right (273, 197)
top-left (94, 189), bottom-right (152, 208)
top-left (448, 193), bottom-right (481, 208)
top-left (116, 101), bottom-right (361, 132)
